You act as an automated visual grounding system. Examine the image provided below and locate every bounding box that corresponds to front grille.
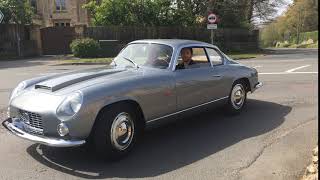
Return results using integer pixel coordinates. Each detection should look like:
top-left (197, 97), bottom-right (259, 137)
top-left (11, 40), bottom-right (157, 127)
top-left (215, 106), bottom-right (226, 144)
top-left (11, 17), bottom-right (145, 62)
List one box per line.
top-left (19, 110), bottom-right (43, 135)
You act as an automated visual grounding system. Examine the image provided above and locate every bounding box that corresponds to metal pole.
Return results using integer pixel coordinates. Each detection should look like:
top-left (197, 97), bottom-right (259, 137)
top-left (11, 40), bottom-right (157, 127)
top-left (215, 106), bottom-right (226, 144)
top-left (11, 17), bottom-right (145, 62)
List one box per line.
top-left (211, 29), bottom-right (213, 44)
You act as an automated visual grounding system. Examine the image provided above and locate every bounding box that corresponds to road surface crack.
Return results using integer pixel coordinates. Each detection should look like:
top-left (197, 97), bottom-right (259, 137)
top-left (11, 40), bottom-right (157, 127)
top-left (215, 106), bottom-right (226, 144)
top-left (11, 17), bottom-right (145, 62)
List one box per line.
top-left (233, 117), bottom-right (317, 178)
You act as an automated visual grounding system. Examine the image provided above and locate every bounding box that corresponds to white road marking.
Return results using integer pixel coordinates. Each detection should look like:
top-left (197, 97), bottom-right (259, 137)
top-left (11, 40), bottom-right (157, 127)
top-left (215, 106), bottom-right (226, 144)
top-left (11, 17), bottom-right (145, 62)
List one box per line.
top-left (259, 71), bottom-right (318, 75)
top-left (253, 65), bottom-right (262, 68)
top-left (285, 65), bottom-right (311, 73)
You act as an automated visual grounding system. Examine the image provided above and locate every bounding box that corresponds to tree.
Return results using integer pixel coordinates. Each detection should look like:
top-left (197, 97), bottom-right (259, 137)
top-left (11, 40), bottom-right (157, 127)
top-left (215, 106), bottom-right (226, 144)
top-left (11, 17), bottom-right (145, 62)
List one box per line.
top-left (83, 0), bottom-right (285, 28)
top-left (260, 0), bottom-right (318, 47)
top-left (0, 0), bottom-right (33, 25)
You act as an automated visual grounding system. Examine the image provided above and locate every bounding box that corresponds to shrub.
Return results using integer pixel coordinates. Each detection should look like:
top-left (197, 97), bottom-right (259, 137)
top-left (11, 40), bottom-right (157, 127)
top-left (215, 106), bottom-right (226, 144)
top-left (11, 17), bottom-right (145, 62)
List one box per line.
top-left (70, 38), bottom-right (101, 58)
top-left (276, 41), bottom-right (290, 48)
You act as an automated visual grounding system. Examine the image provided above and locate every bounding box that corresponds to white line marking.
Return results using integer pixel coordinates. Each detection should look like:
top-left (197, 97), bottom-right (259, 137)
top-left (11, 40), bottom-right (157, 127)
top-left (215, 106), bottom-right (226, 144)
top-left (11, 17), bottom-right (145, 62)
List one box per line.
top-left (285, 65), bottom-right (311, 73)
top-left (253, 65), bottom-right (262, 68)
top-left (260, 71), bottom-right (318, 75)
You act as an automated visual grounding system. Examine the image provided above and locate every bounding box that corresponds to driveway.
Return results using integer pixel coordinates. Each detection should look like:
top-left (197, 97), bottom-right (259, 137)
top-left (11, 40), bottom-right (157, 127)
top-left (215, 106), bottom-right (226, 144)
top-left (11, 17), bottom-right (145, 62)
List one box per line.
top-left (0, 49), bottom-right (318, 180)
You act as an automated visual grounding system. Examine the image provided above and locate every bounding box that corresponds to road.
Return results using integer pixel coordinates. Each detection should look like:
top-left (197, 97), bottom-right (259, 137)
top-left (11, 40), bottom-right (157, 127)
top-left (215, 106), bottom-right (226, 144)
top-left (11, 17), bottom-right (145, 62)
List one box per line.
top-left (0, 49), bottom-right (318, 180)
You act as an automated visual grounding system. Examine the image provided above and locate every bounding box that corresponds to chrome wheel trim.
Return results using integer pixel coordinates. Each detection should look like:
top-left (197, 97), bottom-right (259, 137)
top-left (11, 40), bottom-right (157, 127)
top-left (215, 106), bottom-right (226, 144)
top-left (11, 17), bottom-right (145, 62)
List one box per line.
top-left (231, 84), bottom-right (245, 110)
top-left (110, 112), bottom-right (134, 151)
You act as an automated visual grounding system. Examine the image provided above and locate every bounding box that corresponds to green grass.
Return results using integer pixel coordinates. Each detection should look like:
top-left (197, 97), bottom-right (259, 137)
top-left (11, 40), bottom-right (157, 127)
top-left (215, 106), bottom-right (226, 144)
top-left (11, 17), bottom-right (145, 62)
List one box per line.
top-left (60, 57), bottom-right (113, 65)
top-left (227, 53), bottom-right (264, 60)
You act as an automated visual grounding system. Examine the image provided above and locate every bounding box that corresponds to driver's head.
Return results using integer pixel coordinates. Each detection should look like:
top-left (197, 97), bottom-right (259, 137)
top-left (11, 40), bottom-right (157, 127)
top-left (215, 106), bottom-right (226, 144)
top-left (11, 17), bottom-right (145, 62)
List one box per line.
top-left (181, 48), bottom-right (193, 63)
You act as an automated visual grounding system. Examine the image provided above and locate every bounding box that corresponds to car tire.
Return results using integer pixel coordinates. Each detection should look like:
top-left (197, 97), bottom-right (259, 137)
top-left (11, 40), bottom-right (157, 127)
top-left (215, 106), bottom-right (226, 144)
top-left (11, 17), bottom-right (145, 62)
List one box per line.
top-left (92, 103), bottom-right (141, 161)
top-left (225, 81), bottom-right (247, 114)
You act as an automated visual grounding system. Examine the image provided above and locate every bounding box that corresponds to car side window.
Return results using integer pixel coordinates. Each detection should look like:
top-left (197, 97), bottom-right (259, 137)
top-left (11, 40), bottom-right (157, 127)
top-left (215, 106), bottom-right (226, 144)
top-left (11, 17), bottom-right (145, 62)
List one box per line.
top-left (176, 47), bottom-right (210, 70)
top-left (205, 48), bottom-right (223, 66)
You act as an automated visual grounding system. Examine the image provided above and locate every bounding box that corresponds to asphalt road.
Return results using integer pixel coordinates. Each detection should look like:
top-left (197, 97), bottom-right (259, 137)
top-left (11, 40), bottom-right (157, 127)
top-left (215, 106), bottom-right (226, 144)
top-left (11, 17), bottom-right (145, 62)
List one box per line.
top-left (0, 48), bottom-right (318, 180)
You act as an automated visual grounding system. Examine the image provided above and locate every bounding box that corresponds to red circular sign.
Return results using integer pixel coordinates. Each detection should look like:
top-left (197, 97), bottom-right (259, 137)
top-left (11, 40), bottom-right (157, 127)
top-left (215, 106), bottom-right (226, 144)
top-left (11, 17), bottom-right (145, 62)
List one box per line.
top-left (208, 13), bottom-right (217, 24)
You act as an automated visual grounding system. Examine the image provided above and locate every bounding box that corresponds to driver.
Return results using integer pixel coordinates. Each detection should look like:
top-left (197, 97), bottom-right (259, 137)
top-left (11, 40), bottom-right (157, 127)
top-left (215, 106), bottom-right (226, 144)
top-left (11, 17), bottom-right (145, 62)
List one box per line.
top-left (176, 48), bottom-right (196, 69)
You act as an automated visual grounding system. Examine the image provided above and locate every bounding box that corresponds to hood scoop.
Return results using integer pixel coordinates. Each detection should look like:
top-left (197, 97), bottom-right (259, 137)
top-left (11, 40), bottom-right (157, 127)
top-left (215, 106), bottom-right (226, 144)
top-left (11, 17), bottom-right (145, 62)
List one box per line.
top-left (35, 68), bottom-right (123, 92)
top-left (35, 84), bottom-right (52, 90)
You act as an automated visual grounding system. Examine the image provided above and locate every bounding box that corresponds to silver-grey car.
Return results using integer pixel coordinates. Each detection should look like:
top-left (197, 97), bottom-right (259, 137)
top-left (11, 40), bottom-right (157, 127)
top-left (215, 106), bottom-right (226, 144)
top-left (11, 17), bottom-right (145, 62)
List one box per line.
top-left (3, 39), bottom-right (262, 160)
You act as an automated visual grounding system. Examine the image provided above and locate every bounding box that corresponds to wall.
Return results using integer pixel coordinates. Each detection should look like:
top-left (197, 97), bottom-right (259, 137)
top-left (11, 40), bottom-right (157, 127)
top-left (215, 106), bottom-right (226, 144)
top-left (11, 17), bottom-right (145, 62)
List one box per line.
top-left (34, 0), bottom-right (90, 27)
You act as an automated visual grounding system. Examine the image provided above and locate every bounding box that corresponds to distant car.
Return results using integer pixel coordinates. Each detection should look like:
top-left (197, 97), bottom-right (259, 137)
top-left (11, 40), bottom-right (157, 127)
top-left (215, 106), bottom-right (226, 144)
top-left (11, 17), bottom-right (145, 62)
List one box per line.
top-left (3, 39), bottom-right (262, 160)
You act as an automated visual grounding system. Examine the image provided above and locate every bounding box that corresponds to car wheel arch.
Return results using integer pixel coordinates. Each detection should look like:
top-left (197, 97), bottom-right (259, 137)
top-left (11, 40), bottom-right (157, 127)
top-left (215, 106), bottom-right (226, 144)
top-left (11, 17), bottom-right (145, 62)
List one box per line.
top-left (92, 99), bottom-right (146, 133)
top-left (233, 77), bottom-right (251, 92)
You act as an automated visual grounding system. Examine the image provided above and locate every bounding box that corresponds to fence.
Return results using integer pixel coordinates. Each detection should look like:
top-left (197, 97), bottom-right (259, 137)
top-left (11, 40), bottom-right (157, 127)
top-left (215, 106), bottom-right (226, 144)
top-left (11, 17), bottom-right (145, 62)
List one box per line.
top-left (0, 25), bottom-right (260, 57)
top-left (0, 24), bottom-right (41, 57)
top-left (84, 26), bottom-right (260, 52)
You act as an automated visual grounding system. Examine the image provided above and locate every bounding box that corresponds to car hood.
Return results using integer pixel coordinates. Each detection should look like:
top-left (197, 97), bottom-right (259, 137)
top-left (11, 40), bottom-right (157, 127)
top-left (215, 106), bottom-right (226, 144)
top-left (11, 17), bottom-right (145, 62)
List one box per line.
top-left (33, 66), bottom-right (139, 93)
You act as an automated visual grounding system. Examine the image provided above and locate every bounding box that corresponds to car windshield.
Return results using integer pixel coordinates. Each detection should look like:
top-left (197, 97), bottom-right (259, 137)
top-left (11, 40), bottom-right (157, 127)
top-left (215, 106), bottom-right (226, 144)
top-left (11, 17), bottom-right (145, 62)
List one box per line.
top-left (112, 43), bottom-right (173, 69)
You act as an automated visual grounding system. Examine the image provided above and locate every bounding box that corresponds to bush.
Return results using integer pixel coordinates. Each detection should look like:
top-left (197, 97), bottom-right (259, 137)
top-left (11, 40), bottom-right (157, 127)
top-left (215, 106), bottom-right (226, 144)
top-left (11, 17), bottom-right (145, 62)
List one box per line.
top-left (276, 41), bottom-right (291, 48)
top-left (70, 38), bottom-right (101, 58)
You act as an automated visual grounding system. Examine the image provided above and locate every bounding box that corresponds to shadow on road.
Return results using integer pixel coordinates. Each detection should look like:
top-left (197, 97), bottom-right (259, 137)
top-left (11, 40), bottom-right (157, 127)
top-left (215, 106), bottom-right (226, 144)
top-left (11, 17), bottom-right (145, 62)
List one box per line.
top-left (26, 99), bottom-right (291, 179)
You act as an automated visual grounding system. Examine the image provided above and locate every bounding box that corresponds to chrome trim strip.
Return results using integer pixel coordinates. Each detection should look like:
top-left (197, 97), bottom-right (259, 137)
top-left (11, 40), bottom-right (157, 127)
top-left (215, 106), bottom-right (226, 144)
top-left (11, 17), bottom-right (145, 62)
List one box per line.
top-left (2, 118), bottom-right (85, 147)
top-left (147, 96), bottom-right (229, 123)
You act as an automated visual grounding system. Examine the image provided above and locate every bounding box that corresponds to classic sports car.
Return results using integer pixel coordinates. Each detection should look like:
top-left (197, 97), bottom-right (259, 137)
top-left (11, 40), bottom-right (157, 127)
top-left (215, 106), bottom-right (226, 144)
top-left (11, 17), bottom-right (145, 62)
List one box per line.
top-left (3, 39), bottom-right (262, 160)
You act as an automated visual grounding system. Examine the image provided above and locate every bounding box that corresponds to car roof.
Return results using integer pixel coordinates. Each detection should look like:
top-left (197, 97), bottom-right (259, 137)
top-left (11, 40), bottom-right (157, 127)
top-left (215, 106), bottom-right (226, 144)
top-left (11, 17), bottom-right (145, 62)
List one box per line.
top-left (129, 39), bottom-right (217, 49)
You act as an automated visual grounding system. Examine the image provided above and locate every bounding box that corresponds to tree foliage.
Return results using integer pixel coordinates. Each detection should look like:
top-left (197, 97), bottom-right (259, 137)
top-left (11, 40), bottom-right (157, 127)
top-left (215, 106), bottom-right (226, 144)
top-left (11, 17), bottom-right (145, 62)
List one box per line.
top-left (0, 0), bottom-right (33, 25)
top-left (261, 0), bottom-right (318, 47)
top-left (84, 0), bottom-right (283, 28)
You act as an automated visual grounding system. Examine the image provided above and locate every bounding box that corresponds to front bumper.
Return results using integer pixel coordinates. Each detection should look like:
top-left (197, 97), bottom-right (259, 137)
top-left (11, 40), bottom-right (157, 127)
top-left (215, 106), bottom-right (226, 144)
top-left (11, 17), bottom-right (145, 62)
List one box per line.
top-left (2, 118), bottom-right (86, 147)
top-left (255, 82), bottom-right (263, 89)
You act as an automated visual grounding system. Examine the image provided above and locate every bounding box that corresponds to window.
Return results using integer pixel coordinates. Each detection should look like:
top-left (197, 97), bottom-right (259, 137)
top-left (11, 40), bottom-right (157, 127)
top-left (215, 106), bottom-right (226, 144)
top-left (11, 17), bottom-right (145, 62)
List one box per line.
top-left (176, 47), bottom-right (210, 69)
top-left (30, 0), bottom-right (37, 13)
top-left (205, 48), bottom-right (223, 65)
top-left (113, 43), bottom-right (173, 69)
top-left (55, 0), bottom-right (66, 11)
top-left (54, 21), bottom-right (70, 27)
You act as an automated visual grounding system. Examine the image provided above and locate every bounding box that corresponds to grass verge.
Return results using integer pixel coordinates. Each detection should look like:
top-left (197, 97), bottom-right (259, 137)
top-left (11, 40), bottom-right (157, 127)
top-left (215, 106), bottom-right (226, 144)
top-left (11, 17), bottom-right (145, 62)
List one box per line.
top-left (59, 57), bottom-right (113, 65)
top-left (227, 53), bottom-right (264, 60)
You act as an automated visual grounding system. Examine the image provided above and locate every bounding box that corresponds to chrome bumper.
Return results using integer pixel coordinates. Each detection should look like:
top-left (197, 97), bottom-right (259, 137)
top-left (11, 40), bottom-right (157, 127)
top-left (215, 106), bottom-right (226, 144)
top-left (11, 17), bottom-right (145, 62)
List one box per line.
top-left (2, 118), bottom-right (86, 147)
top-left (254, 82), bottom-right (263, 89)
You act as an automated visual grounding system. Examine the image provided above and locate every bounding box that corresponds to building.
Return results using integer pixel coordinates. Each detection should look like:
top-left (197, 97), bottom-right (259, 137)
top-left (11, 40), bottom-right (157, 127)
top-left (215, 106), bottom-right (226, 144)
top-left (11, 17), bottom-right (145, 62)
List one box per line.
top-left (30, 0), bottom-right (91, 27)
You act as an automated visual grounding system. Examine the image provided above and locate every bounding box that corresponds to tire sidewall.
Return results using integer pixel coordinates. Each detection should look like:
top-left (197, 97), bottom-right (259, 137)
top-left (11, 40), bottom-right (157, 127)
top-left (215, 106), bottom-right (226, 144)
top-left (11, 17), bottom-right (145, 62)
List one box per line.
top-left (227, 82), bottom-right (247, 114)
top-left (93, 103), bottom-right (139, 160)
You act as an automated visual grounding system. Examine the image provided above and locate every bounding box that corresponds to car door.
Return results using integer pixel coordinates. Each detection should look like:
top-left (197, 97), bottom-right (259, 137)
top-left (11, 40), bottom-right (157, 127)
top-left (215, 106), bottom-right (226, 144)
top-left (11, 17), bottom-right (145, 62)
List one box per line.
top-left (174, 47), bottom-right (225, 111)
top-left (205, 47), bottom-right (232, 98)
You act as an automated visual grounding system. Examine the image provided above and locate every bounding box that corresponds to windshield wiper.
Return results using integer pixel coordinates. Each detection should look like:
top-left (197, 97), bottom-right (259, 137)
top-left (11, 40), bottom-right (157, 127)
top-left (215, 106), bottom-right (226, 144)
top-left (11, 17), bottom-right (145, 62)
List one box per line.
top-left (122, 56), bottom-right (139, 69)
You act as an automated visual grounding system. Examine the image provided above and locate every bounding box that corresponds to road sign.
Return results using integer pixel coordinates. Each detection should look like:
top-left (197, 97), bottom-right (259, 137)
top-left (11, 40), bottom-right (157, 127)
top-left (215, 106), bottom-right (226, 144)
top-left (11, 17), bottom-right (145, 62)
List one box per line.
top-left (207, 13), bottom-right (217, 24)
top-left (207, 24), bottom-right (217, 30)
top-left (0, 10), bottom-right (4, 23)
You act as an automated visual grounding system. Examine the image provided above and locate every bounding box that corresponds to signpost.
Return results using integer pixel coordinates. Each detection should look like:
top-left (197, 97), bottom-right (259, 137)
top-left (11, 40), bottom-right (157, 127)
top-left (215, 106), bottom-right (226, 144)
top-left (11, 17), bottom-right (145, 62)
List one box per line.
top-left (0, 10), bottom-right (4, 23)
top-left (207, 13), bottom-right (218, 45)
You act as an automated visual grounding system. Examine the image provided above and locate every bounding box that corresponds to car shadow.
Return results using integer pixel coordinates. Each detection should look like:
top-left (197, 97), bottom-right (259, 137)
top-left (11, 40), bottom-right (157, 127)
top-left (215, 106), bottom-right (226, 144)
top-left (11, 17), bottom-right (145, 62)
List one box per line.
top-left (26, 99), bottom-right (291, 179)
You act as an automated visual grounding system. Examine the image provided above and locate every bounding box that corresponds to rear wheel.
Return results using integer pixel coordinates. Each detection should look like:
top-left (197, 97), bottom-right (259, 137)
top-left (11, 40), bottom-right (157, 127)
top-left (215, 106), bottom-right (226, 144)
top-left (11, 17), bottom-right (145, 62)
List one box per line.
top-left (92, 103), bottom-right (141, 161)
top-left (226, 81), bottom-right (247, 114)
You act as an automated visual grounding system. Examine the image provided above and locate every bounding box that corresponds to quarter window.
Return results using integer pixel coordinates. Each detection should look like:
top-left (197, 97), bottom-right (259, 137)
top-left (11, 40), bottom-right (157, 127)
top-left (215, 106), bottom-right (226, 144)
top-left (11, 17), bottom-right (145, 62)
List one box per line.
top-left (205, 48), bottom-right (223, 65)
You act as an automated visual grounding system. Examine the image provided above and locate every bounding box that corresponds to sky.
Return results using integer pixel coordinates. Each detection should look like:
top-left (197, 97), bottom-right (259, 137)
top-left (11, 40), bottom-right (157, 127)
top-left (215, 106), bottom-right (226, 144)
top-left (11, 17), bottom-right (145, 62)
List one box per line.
top-left (276, 0), bottom-right (294, 17)
top-left (254, 0), bottom-right (293, 26)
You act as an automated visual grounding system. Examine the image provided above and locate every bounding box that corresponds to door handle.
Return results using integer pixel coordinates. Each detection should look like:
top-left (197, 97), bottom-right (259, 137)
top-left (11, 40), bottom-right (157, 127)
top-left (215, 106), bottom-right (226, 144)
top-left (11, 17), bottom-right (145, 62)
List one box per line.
top-left (212, 75), bottom-right (221, 77)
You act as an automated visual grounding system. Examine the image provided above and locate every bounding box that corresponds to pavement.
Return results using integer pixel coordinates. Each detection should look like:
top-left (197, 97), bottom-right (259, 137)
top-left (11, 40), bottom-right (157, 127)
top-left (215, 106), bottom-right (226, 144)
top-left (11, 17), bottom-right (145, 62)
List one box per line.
top-left (0, 48), bottom-right (318, 180)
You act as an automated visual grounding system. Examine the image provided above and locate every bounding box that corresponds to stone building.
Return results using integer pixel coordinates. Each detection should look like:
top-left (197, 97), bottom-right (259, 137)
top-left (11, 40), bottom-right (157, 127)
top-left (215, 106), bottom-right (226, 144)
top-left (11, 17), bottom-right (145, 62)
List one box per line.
top-left (30, 0), bottom-right (91, 27)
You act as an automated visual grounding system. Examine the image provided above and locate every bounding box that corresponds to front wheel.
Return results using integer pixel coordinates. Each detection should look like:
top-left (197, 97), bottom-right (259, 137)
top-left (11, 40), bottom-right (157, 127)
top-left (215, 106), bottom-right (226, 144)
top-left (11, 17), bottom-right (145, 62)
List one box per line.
top-left (226, 82), bottom-right (247, 114)
top-left (92, 104), bottom-right (140, 161)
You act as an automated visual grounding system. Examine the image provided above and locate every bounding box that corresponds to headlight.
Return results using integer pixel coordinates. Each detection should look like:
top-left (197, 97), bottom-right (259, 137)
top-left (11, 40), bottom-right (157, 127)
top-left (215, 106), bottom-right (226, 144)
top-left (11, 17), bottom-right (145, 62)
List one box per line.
top-left (10, 81), bottom-right (27, 101)
top-left (56, 92), bottom-right (83, 121)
